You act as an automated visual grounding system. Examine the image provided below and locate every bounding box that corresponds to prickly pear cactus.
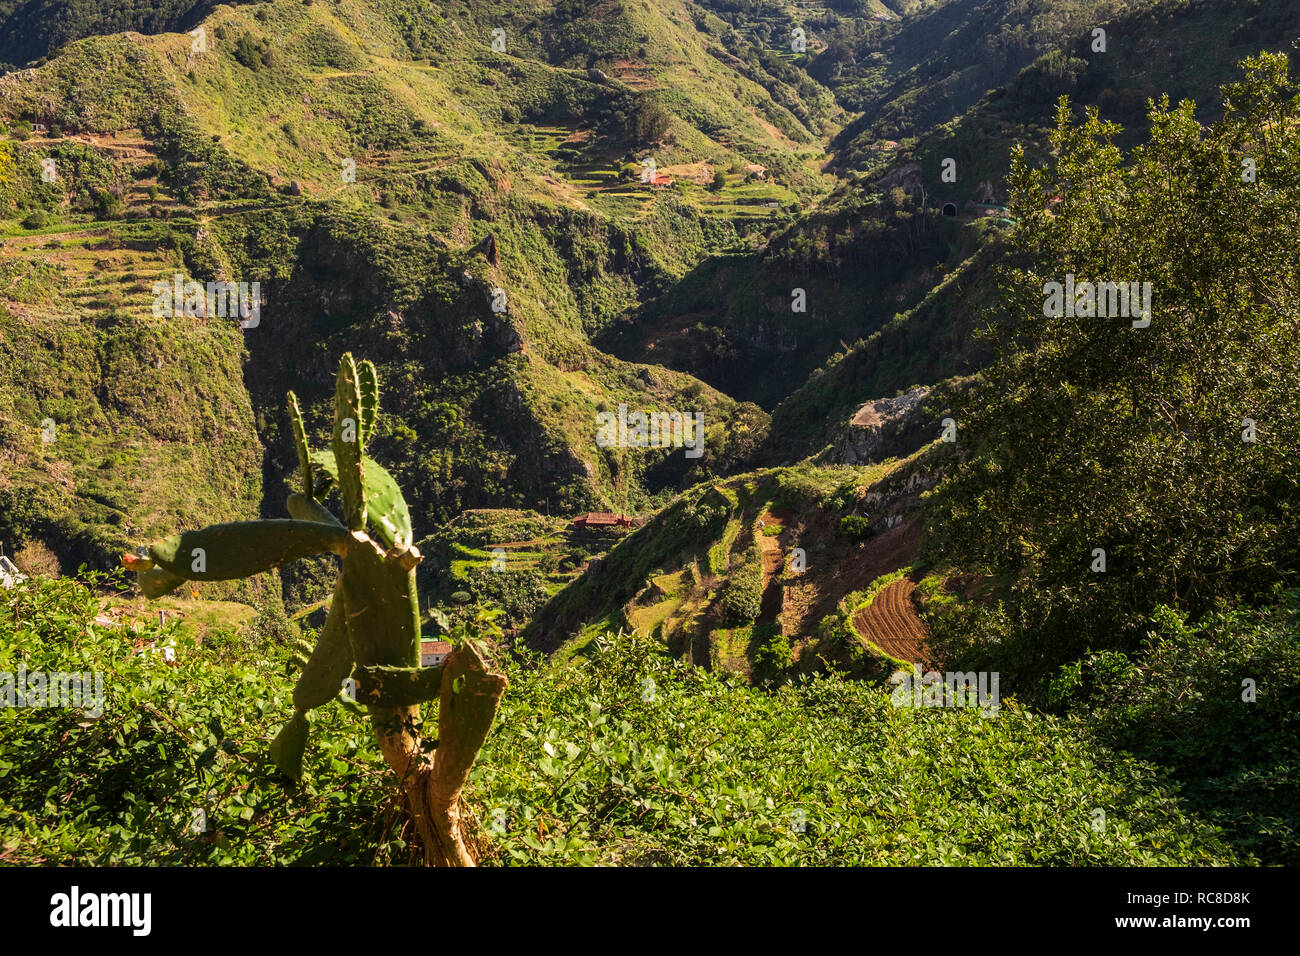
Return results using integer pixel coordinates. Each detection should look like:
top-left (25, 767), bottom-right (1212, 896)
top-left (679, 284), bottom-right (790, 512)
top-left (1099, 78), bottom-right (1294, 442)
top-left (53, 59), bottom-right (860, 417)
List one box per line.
top-left (121, 354), bottom-right (507, 864)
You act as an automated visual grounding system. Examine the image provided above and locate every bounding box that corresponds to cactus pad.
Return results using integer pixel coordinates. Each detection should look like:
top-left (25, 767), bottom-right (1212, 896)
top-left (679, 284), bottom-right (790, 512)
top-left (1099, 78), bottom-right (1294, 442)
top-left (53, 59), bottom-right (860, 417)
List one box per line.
top-left (286, 492), bottom-right (343, 527)
top-left (138, 564), bottom-right (185, 599)
top-left (340, 532), bottom-right (421, 668)
top-left (148, 520), bottom-right (348, 581)
top-left (293, 584), bottom-right (354, 711)
top-left (351, 664), bottom-right (446, 707)
top-left (287, 390), bottom-right (313, 498)
top-left (310, 451), bottom-right (411, 549)
top-left (270, 711), bottom-right (310, 781)
top-left (358, 359), bottom-right (379, 452)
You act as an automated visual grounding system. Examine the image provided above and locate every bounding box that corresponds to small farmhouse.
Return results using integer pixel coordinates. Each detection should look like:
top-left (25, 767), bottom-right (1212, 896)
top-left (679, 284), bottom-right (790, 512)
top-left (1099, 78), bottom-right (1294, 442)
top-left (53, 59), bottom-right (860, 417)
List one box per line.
top-left (420, 639), bottom-right (452, 668)
top-left (571, 512), bottom-right (633, 529)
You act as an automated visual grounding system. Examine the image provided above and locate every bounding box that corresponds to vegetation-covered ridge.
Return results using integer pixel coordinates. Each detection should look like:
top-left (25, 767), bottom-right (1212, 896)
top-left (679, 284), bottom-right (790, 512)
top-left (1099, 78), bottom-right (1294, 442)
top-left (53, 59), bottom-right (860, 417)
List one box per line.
top-left (0, 0), bottom-right (812, 577)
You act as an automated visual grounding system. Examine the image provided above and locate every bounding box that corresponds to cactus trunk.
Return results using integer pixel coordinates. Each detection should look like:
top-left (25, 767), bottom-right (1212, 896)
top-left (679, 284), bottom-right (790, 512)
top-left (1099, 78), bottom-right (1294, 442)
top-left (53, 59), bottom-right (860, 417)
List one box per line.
top-left (370, 640), bottom-right (507, 866)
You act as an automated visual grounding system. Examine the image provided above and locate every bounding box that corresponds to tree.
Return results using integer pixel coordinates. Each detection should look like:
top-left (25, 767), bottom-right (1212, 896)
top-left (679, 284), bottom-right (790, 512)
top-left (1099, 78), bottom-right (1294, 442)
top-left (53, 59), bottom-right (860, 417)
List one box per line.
top-left (929, 54), bottom-right (1300, 691)
top-left (629, 92), bottom-right (671, 146)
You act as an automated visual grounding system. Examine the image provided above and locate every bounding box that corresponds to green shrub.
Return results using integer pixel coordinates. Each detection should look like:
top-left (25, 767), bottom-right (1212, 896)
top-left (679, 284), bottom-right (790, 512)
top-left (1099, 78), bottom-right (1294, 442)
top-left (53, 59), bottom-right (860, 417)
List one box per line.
top-left (1053, 592), bottom-right (1300, 864)
top-left (837, 515), bottom-right (871, 538)
top-left (719, 547), bottom-right (763, 625)
top-left (750, 624), bottom-right (792, 682)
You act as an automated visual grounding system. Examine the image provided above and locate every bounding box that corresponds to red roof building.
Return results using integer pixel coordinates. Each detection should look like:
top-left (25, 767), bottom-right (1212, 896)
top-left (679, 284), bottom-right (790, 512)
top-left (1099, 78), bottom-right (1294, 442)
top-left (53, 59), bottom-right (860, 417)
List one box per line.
top-left (571, 512), bottom-right (633, 528)
top-left (421, 640), bottom-right (452, 668)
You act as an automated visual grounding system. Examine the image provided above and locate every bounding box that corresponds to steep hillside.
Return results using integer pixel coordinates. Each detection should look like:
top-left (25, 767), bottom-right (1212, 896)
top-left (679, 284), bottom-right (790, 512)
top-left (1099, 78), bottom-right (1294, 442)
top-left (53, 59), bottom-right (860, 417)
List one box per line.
top-left (604, 0), bottom-right (1300, 414)
top-left (0, 0), bottom-right (831, 588)
top-left (522, 445), bottom-right (952, 682)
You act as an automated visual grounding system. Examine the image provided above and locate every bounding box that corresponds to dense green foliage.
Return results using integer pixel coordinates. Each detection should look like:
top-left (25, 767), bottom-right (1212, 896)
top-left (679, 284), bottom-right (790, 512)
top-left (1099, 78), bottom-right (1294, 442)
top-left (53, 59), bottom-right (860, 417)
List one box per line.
top-left (928, 56), bottom-right (1300, 693)
top-left (1, 573), bottom-right (1246, 865)
top-left (719, 547), bottom-right (763, 625)
top-left (0, 572), bottom-right (406, 864)
top-left (1049, 592), bottom-right (1300, 864)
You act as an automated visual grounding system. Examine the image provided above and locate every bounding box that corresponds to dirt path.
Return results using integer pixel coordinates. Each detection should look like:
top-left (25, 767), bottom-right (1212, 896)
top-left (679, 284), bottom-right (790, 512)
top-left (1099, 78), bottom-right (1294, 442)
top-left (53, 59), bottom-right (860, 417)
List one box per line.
top-left (754, 512), bottom-right (787, 626)
top-left (851, 578), bottom-right (933, 667)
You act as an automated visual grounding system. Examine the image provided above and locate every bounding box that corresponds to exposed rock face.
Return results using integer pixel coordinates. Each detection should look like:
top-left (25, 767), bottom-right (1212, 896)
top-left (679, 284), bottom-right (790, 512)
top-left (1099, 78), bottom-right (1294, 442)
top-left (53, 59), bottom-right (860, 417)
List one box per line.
top-left (873, 161), bottom-right (922, 193)
top-left (827, 385), bottom-right (932, 466)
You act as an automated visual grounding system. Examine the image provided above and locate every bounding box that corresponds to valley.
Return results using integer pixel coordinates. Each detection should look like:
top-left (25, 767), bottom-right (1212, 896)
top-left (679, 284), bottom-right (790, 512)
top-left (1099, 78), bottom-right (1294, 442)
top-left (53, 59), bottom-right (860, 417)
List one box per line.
top-left (1, 0), bottom-right (1297, 871)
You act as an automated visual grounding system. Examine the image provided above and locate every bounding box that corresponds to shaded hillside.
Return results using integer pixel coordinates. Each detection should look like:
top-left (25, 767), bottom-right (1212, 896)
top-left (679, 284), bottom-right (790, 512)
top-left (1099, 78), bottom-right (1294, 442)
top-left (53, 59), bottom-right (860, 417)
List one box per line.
top-left (698, 0), bottom-right (1159, 155)
top-left (756, 239), bottom-right (998, 462)
top-left (597, 182), bottom-right (991, 408)
top-left (0, 0), bottom-right (224, 69)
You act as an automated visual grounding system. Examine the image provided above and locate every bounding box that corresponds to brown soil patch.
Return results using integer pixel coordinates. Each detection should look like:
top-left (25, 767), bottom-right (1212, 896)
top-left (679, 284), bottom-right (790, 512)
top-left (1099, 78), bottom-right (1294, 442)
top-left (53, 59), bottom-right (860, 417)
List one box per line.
top-left (781, 513), bottom-right (921, 636)
top-left (755, 516), bottom-right (784, 624)
top-left (851, 578), bottom-right (933, 667)
top-left (851, 402), bottom-right (883, 427)
top-left (661, 162), bottom-right (714, 185)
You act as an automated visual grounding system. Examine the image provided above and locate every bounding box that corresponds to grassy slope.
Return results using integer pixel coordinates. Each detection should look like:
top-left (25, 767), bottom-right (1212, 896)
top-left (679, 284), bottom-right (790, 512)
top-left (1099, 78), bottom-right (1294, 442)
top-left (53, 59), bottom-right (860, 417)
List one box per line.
top-left (0, 0), bottom-right (846, 583)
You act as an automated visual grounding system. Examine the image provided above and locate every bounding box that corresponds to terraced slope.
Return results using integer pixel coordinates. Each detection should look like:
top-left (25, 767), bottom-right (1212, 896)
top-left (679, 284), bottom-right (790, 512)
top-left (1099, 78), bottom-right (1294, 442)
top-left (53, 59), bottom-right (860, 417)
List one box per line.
top-left (850, 577), bottom-right (931, 666)
top-left (1, 0), bottom-right (826, 580)
top-left (522, 445), bottom-right (952, 684)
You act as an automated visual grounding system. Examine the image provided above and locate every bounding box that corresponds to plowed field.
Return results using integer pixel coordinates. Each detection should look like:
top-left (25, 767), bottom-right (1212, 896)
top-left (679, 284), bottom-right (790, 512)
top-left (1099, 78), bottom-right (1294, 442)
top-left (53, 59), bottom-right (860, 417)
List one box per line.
top-left (851, 578), bottom-right (932, 666)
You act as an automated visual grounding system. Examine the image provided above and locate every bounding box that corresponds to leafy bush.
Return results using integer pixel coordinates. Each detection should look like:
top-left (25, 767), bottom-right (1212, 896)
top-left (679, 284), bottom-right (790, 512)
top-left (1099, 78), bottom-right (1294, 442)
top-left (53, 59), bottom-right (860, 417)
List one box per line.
top-left (471, 631), bottom-right (1240, 865)
top-left (0, 574), bottom-right (1257, 865)
top-left (837, 515), bottom-right (871, 538)
top-left (1051, 591), bottom-right (1300, 864)
top-left (719, 548), bottom-right (763, 625)
top-left (750, 625), bottom-right (793, 683)
top-left (456, 566), bottom-right (551, 630)
top-left (0, 572), bottom-right (410, 865)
